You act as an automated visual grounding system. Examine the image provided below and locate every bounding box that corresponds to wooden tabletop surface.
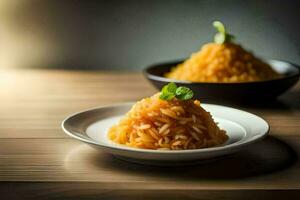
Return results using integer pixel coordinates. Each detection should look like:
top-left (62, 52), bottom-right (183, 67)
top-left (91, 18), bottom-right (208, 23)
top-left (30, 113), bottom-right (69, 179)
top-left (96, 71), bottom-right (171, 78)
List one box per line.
top-left (0, 69), bottom-right (300, 199)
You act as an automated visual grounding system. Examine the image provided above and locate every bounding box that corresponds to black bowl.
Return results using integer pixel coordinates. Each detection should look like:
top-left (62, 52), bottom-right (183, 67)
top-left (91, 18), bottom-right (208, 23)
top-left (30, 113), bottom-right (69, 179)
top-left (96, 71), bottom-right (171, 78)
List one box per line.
top-left (144, 59), bottom-right (300, 104)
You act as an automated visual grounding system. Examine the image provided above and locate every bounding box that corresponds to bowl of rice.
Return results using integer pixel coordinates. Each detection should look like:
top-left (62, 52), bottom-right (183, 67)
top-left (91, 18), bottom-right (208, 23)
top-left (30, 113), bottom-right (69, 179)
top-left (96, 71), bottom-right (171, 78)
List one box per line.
top-left (144, 21), bottom-right (300, 103)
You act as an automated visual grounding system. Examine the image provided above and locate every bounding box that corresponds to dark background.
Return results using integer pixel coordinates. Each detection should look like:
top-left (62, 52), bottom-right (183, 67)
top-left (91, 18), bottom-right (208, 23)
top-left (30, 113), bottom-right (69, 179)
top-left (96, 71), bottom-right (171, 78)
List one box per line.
top-left (0, 0), bottom-right (299, 70)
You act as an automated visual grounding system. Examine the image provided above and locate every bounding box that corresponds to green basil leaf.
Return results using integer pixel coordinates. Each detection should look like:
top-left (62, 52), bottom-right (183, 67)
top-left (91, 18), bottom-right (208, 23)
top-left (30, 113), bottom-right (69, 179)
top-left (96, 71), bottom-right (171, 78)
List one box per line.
top-left (213, 21), bottom-right (225, 34)
top-left (159, 82), bottom-right (193, 101)
top-left (175, 86), bottom-right (189, 96)
top-left (160, 82), bottom-right (177, 100)
top-left (226, 34), bottom-right (235, 42)
top-left (214, 32), bottom-right (226, 44)
top-left (213, 21), bottom-right (235, 44)
top-left (165, 82), bottom-right (177, 93)
top-left (159, 91), bottom-right (175, 100)
top-left (175, 86), bottom-right (194, 100)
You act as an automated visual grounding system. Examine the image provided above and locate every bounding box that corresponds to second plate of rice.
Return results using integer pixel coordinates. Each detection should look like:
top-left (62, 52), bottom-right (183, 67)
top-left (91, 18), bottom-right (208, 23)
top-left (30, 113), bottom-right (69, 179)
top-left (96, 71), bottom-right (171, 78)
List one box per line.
top-left (144, 21), bottom-right (300, 103)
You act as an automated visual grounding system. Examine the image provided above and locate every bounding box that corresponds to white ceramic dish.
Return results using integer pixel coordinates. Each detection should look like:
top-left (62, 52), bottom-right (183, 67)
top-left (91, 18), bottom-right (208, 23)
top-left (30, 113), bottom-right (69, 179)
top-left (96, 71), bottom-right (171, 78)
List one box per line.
top-left (62, 103), bottom-right (269, 166)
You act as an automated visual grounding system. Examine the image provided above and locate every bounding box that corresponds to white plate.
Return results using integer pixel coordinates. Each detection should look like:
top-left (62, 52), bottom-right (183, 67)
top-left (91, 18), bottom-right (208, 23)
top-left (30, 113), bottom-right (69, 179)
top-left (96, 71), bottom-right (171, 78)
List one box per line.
top-left (62, 103), bottom-right (269, 166)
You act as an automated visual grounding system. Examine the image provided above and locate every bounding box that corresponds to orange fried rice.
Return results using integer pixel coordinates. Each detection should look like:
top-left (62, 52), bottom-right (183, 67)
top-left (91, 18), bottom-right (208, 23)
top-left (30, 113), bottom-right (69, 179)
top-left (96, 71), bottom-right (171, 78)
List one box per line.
top-left (166, 43), bottom-right (280, 83)
top-left (108, 93), bottom-right (228, 150)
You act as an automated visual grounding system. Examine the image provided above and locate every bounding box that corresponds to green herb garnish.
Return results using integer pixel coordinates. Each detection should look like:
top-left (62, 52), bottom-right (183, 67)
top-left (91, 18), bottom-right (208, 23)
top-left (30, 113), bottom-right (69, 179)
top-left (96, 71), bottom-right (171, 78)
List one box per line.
top-left (159, 82), bottom-right (194, 101)
top-left (160, 82), bottom-right (177, 100)
top-left (213, 21), bottom-right (235, 44)
top-left (175, 86), bottom-right (194, 100)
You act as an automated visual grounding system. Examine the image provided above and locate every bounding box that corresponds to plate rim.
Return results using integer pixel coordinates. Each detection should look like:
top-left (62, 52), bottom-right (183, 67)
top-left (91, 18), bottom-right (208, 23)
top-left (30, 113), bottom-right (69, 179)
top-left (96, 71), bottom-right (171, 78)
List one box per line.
top-left (62, 103), bottom-right (269, 155)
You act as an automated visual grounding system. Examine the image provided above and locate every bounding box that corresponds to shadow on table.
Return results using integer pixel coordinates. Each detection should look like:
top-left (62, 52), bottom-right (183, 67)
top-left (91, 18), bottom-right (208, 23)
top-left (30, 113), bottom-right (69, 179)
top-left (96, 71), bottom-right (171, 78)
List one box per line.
top-left (84, 136), bottom-right (297, 180)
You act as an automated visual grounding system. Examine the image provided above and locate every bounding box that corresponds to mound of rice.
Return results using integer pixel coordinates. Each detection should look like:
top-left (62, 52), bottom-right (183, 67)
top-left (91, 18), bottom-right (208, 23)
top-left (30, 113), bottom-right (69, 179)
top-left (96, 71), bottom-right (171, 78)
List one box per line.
top-left (165, 43), bottom-right (280, 82)
top-left (108, 93), bottom-right (228, 150)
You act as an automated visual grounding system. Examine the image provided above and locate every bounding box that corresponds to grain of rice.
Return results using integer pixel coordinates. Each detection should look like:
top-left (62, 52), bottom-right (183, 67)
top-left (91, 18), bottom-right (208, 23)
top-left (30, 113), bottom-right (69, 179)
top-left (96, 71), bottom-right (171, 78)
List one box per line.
top-left (164, 136), bottom-right (170, 144)
top-left (192, 125), bottom-right (203, 134)
top-left (179, 135), bottom-right (188, 140)
top-left (140, 132), bottom-right (154, 142)
top-left (172, 141), bottom-right (181, 146)
top-left (158, 147), bottom-right (170, 150)
top-left (160, 108), bottom-right (178, 119)
top-left (196, 124), bottom-right (207, 130)
top-left (161, 128), bottom-right (170, 136)
top-left (180, 117), bottom-right (193, 122)
top-left (192, 114), bottom-right (196, 123)
top-left (139, 124), bottom-right (151, 130)
top-left (156, 117), bottom-right (171, 123)
top-left (184, 138), bottom-right (192, 149)
top-left (158, 138), bottom-right (164, 146)
top-left (129, 132), bottom-right (134, 143)
top-left (147, 129), bottom-right (160, 140)
top-left (137, 131), bottom-right (142, 137)
top-left (159, 123), bottom-right (170, 134)
top-left (150, 127), bottom-right (159, 134)
top-left (175, 134), bottom-right (187, 140)
top-left (170, 106), bottom-right (185, 113)
top-left (190, 131), bottom-right (200, 141)
top-left (154, 122), bottom-right (162, 127)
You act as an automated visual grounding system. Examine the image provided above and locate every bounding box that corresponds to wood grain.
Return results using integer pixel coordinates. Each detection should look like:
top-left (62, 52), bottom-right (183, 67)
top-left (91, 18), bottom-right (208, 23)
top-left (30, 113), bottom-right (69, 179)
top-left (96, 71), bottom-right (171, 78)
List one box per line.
top-left (0, 69), bottom-right (299, 199)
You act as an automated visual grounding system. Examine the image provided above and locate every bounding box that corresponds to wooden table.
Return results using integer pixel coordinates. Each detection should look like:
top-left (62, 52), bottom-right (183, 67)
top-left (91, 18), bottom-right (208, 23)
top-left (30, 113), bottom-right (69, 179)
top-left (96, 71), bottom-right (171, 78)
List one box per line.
top-left (0, 69), bottom-right (299, 199)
